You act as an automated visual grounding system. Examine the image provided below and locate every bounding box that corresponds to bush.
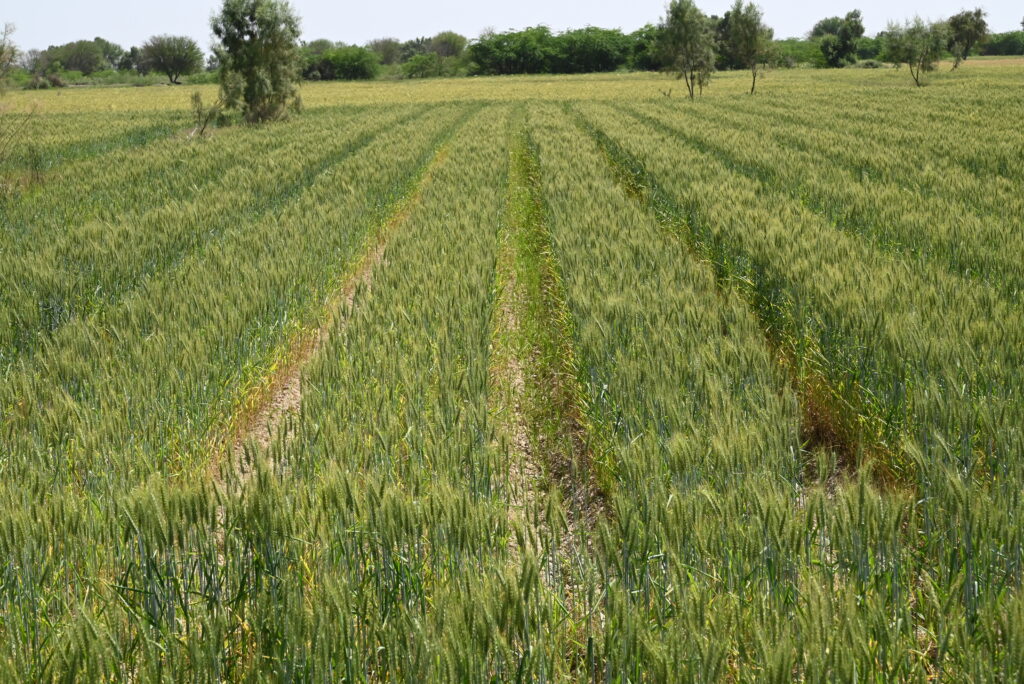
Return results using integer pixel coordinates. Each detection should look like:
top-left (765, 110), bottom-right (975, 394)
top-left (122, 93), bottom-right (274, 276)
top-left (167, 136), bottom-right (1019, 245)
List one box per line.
top-left (856, 36), bottom-right (882, 60)
top-left (402, 53), bottom-right (443, 79)
top-left (851, 59), bottom-right (884, 68)
top-left (467, 26), bottom-right (557, 75)
top-left (981, 31), bottom-right (1024, 56)
top-left (629, 24), bottom-right (667, 71)
top-left (774, 38), bottom-right (822, 67)
top-left (468, 26), bottom-right (631, 76)
top-left (306, 47), bottom-right (379, 80)
top-left (550, 27), bottom-right (631, 74)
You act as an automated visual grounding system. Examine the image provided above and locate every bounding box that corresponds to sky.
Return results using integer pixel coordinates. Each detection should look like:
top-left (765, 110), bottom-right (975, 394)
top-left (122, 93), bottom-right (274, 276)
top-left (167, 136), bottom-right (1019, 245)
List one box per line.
top-left (6, 0), bottom-right (1023, 53)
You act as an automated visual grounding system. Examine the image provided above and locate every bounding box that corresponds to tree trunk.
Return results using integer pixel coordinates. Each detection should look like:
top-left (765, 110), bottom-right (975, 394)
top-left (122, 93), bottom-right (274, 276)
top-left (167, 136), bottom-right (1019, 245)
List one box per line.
top-left (750, 66), bottom-right (757, 95)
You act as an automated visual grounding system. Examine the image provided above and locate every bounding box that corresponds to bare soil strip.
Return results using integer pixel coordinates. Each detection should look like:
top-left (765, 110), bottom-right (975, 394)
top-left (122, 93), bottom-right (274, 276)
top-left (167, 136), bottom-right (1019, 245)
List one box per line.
top-left (492, 125), bottom-right (605, 613)
top-left (209, 142), bottom-right (453, 486)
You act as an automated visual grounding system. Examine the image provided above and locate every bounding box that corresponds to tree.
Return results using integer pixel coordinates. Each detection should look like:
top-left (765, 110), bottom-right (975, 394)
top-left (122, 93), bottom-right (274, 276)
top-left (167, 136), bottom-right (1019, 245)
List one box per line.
top-left (18, 48), bottom-right (42, 73)
top-left (947, 9), bottom-right (988, 69)
top-left (660, 0), bottom-right (716, 98)
top-left (212, 0), bottom-right (303, 123)
top-left (400, 37), bottom-right (430, 62)
top-left (429, 31), bottom-right (467, 58)
top-left (815, 10), bottom-right (864, 67)
top-left (117, 46), bottom-right (143, 73)
top-left (140, 35), bottom-right (203, 84)
top-left (42, 40), bottom-right (105, 75)
top-left (303, 39), bottom-right (336, 61)
top-left (724, 1), bottom-right (773, 94)
top-left (93, 37), bottom-right (125, 69)
top-left (305, 46), bottom-right (378, 80)
top-left (629, 24), bottom-right (668, 70)
top-left (467, 27), bottom-right (557, 75)
top-left (366, 38), bottom-right (401, 65)
top-left (882, 18), bottom-right (947, 86)
top-left (0, 23), bottom-right (17, 94)
top-left (551, 27), bottom-right (630, 73)
top-left (810, 16), bottom-right (845, 39)
top-left (402, 52), bottom-right (444, 78)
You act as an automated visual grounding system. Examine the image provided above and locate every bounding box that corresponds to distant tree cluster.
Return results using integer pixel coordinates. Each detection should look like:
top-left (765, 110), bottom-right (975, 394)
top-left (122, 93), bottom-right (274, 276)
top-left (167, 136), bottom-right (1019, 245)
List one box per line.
top-left (301, 42), bottom-right (379, 81)
top-left (298, 31), bottom-right (473, 81)
top-left (653, 0), bottom-right (773, 97)
top-left (467, 26), bottom-right (635, 75)
top-left (3, 0), bottom-right (1023, 98)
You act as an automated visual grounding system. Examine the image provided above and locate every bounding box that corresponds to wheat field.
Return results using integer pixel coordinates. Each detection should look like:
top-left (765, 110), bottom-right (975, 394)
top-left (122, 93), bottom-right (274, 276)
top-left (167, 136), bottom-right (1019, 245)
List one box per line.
top-left (1, 61), bottom-right (1023, 680)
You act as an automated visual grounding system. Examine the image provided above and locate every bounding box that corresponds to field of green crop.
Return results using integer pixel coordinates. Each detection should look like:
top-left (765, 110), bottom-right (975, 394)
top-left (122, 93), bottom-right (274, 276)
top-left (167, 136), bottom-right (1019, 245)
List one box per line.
top-left (1, 61), bottom-right (1023, 680)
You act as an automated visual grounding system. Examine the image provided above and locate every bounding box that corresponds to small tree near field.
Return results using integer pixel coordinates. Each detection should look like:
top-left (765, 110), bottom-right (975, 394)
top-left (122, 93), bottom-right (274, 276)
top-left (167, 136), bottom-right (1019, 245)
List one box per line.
top-left (883, 18), bottom-right (947, 87)
top-left (660, 0), bottom-right (716, 98)
top-left (212, 0), bottom-right (302, 123)
top-left (140, 35), bottom-right (203, 84)
top-left (947, 9), bottom-right (988, 69)
top-left (1, 23), bottom-right (19, 94)
top-left (816, 10), bottom-right (865, 67)
top-left (724, 1), bottom-right (773, 94)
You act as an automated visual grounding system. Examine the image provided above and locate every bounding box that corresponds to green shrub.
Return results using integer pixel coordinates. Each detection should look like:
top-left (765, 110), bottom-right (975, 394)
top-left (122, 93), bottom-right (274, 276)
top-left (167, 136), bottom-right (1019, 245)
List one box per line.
top-left (402, 53), bottom-right (443, 78)
top-left (305, 46), bottom-right (379, 81)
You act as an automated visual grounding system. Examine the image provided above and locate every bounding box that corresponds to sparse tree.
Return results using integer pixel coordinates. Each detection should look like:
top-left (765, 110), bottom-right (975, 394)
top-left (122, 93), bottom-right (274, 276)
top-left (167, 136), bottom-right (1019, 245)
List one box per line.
top-left (117, 46), bottom-right (142, 73)
top-left (93, 36), bottom-right (125, 69)
top-left (140, 35), bottom-right (203, 84)
top-left (660, 0), bottom-right (716, 99)
top-left (366, 38), bottom-right (401, 65)
top-left (212, 0), bottom-right (303, 122)
top-left (429, 31), bottom-right (467, 58)
top-left (400, 37), bottom-right (431, 62)
top-left (18, 48), bottom-right (41, 73)
top-left (1, 23), bottom-right (18, 94)
top-left (947, 9), bottom-right (988, 69)
top-left (724, 1), bottom-right (773, 94)
top-left (883, 18), bottom-right (947, 87)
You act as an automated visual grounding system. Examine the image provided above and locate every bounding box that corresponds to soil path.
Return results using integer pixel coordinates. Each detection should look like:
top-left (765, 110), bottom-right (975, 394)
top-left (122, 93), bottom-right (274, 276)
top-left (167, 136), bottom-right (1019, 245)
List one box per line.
top-left (215, 145), bottom-right (450, 484)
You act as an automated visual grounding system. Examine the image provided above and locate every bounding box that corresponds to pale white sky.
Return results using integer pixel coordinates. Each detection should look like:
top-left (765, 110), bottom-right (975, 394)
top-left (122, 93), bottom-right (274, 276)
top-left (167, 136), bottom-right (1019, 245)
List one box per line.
top-left (7, 1), bottom-right (1022, 52)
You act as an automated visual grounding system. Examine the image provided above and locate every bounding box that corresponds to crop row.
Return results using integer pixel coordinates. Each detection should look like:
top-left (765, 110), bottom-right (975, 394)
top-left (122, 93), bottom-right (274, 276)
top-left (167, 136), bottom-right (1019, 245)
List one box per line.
top-left (0, 105), bottom-right (428, 367)
top-left (623, 102), bottom-right (1023, 297)
top-left (577, 102), bottom-right (1024, 478)
top-left (566, 102), bottom-right (1024, 677)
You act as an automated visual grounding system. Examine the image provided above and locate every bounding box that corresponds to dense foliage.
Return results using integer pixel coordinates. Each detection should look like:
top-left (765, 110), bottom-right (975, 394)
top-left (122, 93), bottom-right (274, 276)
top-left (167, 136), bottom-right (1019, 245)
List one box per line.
top-left (302, 45), bottom-right (379, 81)
top-left (211, 0), bottom-right (302, 121)
top-left (140, 35), bottom-right (203, 84)
top-left (467, 26), bottom-right (634, 75)
top-left (815, 10), bottom-right (865, 67)
top-left (947, 9), bottom-right (989, 67)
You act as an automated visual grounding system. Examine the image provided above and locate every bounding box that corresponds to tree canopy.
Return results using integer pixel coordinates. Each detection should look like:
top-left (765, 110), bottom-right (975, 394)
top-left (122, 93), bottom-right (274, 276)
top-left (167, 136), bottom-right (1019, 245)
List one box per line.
top-left (212, 0), bottom-right (303, 122)
top-left (723, 0), bottom-right (774, 94)
top-left (947, 9), bottom-right (988, 69)
top-left (816, 10), bottom-right (865, 67)
top-left (660, 0), bottom-right (716, 98)
top-left (883, 17), bottom-right (947, 86)
top-left (140, 35), bottom-right (203, 84)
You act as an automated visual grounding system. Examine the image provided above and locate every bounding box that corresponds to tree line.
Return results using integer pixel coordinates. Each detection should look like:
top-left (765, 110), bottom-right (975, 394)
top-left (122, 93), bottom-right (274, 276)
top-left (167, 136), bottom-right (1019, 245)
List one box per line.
top-left (1, 1), bottom-right (1023, 102)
